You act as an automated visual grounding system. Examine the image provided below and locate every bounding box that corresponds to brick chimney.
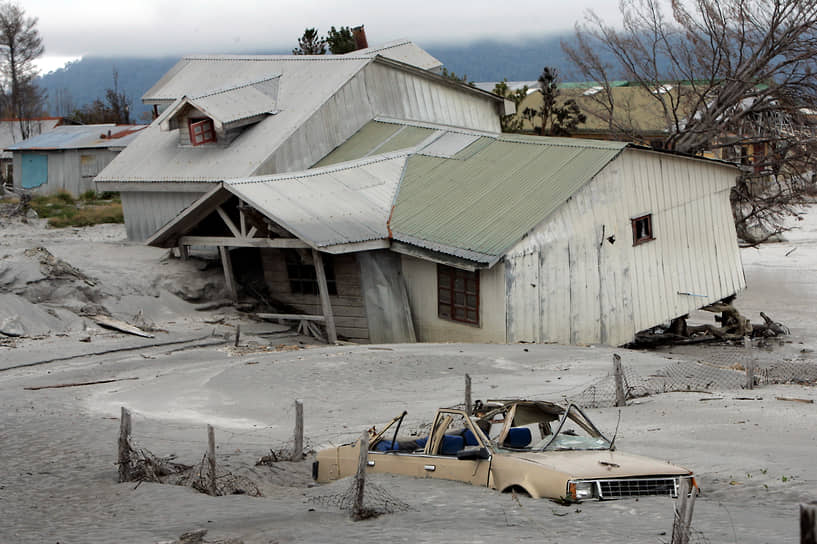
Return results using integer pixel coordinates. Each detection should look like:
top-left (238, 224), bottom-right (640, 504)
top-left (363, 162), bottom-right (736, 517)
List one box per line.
top-left (352, 25), bottom-right (368, 50)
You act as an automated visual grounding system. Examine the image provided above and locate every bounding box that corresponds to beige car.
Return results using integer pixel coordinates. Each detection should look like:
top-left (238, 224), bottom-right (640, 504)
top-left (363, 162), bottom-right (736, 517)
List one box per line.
top-left (313, 399), bottom-right (695, 502)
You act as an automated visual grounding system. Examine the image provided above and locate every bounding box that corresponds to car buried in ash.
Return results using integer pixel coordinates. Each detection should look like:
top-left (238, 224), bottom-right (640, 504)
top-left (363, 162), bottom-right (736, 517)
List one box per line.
top-left (314, 399), bottom-right (696, 502)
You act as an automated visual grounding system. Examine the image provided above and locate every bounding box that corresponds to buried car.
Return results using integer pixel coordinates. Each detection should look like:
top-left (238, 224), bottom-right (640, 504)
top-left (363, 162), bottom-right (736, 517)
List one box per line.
top-left (313, 399), bottom-right (695, 502)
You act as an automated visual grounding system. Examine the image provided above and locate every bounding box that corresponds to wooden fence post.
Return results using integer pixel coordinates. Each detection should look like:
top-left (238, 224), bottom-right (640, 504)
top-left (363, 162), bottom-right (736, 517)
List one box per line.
top-left (802, 502), bottom-right (817, 544)
top-left (464, 373), bottom-right (472, 415)
top-left (234, 324), bottom-right (241, 348)
top-left (292, 399), bottom-right (304, 461)
top-left (351, 430), bottom-right (370, 520)
top-left (613, 354), bottom-right (626, 407)
top-left (207, 425), bottom-right (217, 496)
top-left (118, 407), bottom-right (132, 482)
top-left (744, 336), bottom-right (754, 389)
top-left (671, 478), bottom-right (697, 544)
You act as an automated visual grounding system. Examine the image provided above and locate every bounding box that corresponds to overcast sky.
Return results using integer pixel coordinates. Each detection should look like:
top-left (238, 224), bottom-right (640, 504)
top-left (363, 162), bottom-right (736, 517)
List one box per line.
top-left (28, 0), bottom-right (621, 73)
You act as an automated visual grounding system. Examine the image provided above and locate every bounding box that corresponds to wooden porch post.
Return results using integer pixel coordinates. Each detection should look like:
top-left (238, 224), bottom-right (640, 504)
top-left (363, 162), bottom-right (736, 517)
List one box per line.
top-left (218, 246), bottom-right (237, 301)
top-left (312, 249), bottom-right (337, 344)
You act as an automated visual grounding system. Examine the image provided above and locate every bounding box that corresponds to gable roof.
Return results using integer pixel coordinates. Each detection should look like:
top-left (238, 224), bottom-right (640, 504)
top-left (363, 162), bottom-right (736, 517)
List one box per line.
top-left (148, 152), bottom-right (407, 252)
top-left (389, 135), bottom-right (628, 264)
top-left (159, 76), bottom-right (280, 131)
top-left (6, 124), bottom-right (147, 151)
top-left (349, 40), bottom-right (443, 72)
top-left (147, 120), bottom-right (636, 266)
top-left (99, 49), bottom-right (505, 186)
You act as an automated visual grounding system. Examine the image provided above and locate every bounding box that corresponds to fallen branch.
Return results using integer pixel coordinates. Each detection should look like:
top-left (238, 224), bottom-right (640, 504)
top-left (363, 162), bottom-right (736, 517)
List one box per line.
top-left (25, 377), bottom-right (138, 390)
top-left (775, 396), bottom-right (814, 404)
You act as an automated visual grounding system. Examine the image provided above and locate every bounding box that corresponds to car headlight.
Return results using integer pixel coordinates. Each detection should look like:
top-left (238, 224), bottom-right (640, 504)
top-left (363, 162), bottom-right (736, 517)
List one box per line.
top-left (568, 480), bottom-right (598, 501)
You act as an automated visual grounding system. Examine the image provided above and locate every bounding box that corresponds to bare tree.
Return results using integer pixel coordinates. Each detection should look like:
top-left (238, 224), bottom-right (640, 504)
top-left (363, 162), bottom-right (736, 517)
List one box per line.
top-left (563, 0), bottom-right (817, 243)
top-left (0, 2), bottom-right (45, 139)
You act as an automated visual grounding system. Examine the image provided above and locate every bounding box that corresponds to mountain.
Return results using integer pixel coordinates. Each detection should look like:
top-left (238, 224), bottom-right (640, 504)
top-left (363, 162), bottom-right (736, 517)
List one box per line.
top-left (36, 35), bottom-right (578, 120)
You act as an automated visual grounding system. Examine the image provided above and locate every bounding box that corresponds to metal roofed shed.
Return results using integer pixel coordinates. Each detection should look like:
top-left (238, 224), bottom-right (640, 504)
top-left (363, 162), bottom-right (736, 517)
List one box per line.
top-left (6, 124), bottom-right (146, 196)
top-left (147, 119), bottom-right (744, 348)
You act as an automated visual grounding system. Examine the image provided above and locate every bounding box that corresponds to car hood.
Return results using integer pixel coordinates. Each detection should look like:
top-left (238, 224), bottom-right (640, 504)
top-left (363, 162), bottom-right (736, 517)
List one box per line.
top-left (505, 450), bottom-right (691, 479)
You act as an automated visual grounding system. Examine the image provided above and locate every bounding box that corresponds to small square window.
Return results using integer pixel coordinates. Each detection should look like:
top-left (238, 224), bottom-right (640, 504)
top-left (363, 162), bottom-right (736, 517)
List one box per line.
top-left (437, 264), bottom-right (479, 325)
top-left (189, 118), bottom-right (216, 146)
top-left (632, 214), bottom-right (654, 245)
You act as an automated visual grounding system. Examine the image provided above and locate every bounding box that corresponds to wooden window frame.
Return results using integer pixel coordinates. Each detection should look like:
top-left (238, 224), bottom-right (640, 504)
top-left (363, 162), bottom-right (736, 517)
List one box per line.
top-left (285, 250), bottom-right (337, 296)
top-left (189, 118), bottom-right (216, 146)
top-left (631, 214), bottom-right (654, 246)
top-left (437, 264), bottom-right (480, 325)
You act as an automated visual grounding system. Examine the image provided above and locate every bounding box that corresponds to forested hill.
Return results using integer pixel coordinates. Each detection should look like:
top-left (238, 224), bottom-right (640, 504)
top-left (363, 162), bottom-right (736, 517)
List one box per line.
top-left (37, 35), bottom-right (573, 120)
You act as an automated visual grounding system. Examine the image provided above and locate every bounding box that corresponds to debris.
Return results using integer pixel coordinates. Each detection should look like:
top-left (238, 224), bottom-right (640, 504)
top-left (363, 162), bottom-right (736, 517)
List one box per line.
top-left (699, 397), bottom-right (724, 401)
top-left (92, 315), bottom-right (155, 338)
top-left (0, 315), bottom-right (25, 337)
top-left (775, 396), bottom-right (814, 404)
top-left (24, 377), bottom-right (139, 390)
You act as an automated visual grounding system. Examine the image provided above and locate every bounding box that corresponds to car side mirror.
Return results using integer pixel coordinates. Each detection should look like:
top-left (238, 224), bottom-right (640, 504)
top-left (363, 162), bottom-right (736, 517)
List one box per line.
top-left (457, 446), bottom-right (490, 460)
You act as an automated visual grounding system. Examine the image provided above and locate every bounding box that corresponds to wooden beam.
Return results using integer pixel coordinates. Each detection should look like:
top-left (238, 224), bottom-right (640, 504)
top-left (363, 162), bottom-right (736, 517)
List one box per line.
top-left (256, 313), bottom-right (326, 322)
top-left (313, 248), bottom-right (337, 344)
top-left (246, 226), bottom-right (258, 239)
top-left (219, 246), bottom-right (237, 301)
top-left (216, 206), bottom-right (242, 238)
top-left (178, 243), bottom-right (189, 260)
top-left (239, 207), bottom-right (247, 237)
top-left (180, 236), bottom-right (309, 248)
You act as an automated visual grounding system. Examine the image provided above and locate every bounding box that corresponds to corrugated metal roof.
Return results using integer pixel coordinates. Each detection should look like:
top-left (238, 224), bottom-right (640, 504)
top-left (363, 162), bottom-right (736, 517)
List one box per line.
top-left (312, 121), bottom-right (435, 167)
top-left (6, 124), bottom-right (146, 151)
top-left (0, 118), bottom-right (62, 157)
top-left (185, 76), bottom-right (280, 127)
top-left (349, 40), bottom-right (443, 72)
top-left (226, 153), bottom-right (408, 247)
top-left (389, 137), bottom-right (628, 263)
top-left (99, 58), bottom-right (371, 183)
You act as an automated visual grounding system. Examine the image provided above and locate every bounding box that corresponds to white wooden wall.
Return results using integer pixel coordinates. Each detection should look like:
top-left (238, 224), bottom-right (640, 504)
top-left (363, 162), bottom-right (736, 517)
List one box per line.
top-left (505, 149), bottom-right (745, 346)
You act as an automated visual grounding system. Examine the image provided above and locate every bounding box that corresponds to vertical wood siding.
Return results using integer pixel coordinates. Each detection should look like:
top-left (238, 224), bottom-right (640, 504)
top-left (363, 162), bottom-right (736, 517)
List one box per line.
top-left (260, 249), bottom-right (370, 342)
top-left (505, 150), bottom-right (744, 346)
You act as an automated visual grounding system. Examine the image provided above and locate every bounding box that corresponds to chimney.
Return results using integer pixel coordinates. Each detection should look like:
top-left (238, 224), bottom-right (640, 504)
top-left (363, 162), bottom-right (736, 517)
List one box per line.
top-left (352, 25), bottom-right (368, 51)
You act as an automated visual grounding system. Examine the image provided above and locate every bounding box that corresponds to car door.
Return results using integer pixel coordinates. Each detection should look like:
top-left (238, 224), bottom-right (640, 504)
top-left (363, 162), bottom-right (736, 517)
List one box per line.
top-left (420, 409), bottom-right (491, 487)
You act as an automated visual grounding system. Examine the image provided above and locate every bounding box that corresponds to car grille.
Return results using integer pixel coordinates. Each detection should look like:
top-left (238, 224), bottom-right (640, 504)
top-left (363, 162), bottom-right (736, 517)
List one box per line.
top-left (596, 476), bottom-right (683, 499)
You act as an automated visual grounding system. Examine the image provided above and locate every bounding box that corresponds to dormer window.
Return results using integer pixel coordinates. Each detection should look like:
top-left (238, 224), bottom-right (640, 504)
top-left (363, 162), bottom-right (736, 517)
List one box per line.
top-left (189, 118), bottom-right (216, 146)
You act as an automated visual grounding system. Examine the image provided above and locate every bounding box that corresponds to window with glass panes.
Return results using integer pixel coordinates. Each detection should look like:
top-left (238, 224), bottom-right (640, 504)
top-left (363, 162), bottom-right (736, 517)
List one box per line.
top-left (437, 264), bottom-right (479, 325)
top-left (189, 118), bottom-right (216, 146)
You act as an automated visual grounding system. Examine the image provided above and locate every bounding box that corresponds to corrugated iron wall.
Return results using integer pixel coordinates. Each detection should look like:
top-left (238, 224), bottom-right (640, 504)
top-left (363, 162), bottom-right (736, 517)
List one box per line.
top-left (505, 150), bottom-right (744, 346)
top-left (121, 191), bottom-right (202, 241)
top-left (363, 63), bottom-right (501, 133)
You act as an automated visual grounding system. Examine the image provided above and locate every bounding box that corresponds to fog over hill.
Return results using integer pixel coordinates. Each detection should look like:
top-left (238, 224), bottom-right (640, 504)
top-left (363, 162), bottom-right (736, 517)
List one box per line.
top-left (37, 35), bottom-right (579, 120)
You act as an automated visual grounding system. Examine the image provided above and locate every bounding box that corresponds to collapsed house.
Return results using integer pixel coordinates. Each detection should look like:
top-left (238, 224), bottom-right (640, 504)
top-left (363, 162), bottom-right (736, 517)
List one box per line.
top-left (95, 41), bottom-right (510, 240)
top-left (147, 119), bottom-right (745, 346)
top-left (97, 41), bottom-right (745, 346)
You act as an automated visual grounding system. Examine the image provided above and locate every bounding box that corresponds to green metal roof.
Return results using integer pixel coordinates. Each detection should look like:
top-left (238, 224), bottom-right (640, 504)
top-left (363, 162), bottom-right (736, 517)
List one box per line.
top-left (390, 136), bottom-right (627, 263)
top-left (313, 120), bottom-right (434, 167)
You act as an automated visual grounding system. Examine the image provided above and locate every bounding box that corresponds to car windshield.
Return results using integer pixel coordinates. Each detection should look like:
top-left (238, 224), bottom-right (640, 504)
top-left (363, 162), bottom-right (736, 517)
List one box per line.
top-left (480, 402), bottom-right (611, 452)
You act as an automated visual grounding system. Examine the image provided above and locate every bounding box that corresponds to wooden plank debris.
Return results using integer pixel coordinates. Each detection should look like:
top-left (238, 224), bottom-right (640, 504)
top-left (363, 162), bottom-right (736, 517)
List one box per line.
top-left (93, 315), bottom-right (154, 338)
top-left (776, 396), bottom-right (814, 404)
top-left (25, 377), bottom-right (139, 390)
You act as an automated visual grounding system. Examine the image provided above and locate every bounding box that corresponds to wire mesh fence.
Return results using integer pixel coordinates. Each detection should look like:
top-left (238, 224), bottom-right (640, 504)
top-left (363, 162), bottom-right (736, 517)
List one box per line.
top-left (568, 345), bottom-right (817, 409)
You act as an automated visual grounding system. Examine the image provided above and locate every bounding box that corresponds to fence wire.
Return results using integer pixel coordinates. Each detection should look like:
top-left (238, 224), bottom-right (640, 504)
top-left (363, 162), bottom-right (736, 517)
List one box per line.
top-left (308, 478), bottom-right (412, 518)
top-left (568, 346), bottom-right (817, 408)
